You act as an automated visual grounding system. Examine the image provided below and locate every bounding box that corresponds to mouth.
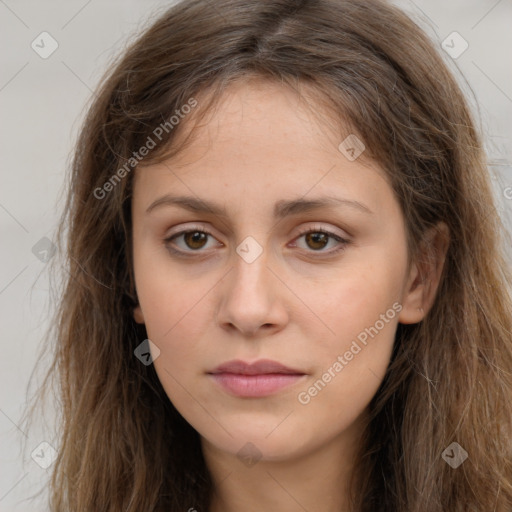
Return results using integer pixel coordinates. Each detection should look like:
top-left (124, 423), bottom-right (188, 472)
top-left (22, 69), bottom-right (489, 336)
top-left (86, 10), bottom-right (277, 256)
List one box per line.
top-left (207, 359), bottom-right (307, 398)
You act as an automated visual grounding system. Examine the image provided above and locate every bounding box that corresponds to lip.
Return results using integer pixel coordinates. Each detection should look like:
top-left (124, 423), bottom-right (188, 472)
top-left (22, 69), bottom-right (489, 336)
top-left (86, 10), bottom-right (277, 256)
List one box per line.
top-left (207, 359), bottom-right (307, 398)
top-left (210, 359), bottom-right (304, 375)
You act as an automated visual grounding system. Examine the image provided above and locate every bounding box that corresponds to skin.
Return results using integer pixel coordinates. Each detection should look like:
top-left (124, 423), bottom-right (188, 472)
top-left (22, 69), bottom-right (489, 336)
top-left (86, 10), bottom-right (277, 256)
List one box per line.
top-left (131, 78), bottom-right (448, 512)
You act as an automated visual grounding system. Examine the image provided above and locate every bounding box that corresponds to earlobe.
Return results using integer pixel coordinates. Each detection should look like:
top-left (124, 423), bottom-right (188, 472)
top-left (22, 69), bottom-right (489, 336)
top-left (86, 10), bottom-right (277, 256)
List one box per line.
top-left (133, 304), bottom-right (145, 324)
top-left (398, 222), bottom-right (450, 325)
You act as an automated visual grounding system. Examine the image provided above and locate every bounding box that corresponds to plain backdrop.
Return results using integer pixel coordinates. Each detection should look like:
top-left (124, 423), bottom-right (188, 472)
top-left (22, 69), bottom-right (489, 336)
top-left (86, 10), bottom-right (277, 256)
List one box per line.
top-left (0, 0), bottom-right (511, 509)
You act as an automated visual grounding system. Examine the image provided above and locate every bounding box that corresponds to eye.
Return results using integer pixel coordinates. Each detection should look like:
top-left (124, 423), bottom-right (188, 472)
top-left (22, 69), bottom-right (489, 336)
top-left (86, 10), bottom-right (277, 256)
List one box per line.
top-left (164, 227), bottom-right (220, 254)
top-left (163, 224), bottom-right (350, 257)
top-left (291, 225), bottom-right (350, 254)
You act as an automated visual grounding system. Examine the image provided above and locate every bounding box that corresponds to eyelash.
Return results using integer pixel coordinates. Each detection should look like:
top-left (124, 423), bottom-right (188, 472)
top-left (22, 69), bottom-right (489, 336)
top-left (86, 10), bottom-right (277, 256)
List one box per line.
top-left (163, 225), bottom-right (351, 258)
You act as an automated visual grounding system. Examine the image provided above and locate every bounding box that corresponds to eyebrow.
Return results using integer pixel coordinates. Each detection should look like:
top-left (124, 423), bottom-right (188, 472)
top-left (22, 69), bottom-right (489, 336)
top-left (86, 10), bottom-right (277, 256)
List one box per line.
top-left (145, 194), bottom-right (374, 217)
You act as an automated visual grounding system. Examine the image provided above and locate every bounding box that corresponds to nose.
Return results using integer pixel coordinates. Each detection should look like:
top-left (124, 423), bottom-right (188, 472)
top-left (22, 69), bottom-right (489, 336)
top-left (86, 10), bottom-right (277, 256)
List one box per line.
top-left (215, 241), bottom-right (289, 338)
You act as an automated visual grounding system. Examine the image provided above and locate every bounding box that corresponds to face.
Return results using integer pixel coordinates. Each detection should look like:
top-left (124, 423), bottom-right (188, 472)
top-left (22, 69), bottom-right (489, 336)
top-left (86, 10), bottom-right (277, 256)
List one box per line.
top-left (131, 78), bottom-right (422, 462)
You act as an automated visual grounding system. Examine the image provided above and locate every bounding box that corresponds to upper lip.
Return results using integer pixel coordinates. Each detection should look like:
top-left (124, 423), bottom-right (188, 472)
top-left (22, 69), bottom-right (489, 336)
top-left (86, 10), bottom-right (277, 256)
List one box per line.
top-left (209, 359), bottom-right (305, 375)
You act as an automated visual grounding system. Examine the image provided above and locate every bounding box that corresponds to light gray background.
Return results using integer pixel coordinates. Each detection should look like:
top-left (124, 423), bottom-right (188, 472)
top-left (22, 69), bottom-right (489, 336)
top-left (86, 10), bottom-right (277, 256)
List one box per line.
top-left (1, 0), bottom-right (511, 509)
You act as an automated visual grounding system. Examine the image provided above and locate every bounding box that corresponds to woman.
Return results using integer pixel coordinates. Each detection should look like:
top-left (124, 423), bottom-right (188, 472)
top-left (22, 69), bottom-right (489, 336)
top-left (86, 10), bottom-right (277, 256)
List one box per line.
top-left (24, 0), bottom-right (512, 510)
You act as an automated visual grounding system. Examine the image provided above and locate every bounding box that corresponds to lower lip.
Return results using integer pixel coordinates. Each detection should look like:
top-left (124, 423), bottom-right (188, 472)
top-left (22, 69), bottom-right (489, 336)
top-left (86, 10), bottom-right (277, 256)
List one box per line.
top-left (209, 373), bottom-right (306, 397)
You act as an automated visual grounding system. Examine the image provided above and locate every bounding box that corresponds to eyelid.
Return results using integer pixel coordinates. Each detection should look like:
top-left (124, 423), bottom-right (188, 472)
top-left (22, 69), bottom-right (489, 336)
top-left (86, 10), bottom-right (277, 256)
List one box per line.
top-left (294, 222), bottom-right (350, 240)
top-left (164, 222), bottom-right (215, 239)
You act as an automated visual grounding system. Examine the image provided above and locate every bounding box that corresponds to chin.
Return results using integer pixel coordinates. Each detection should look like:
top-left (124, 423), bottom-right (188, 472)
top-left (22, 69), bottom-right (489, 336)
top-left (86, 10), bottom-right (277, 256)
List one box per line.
top-left (200, 422), bottom-right (316, 463)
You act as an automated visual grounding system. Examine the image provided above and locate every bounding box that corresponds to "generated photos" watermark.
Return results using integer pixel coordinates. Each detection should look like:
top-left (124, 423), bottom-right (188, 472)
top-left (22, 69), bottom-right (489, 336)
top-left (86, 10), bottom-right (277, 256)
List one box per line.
top-left (93, 97), bottom-right (198, 200)
top-left (297, 301), bottom-right (402, 405)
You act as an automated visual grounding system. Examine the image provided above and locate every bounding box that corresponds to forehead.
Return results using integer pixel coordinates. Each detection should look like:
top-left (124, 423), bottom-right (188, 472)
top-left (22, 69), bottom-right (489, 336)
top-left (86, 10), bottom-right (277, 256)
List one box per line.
top-left (172, 78), bottom-right (347, 162)
top-left (132, 79), bottom-right (395, 220)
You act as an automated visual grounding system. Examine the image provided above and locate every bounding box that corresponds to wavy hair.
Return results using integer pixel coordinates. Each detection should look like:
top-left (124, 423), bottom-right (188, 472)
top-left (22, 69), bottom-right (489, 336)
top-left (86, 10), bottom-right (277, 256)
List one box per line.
top-left (23, 0), bottom-right (512, 510)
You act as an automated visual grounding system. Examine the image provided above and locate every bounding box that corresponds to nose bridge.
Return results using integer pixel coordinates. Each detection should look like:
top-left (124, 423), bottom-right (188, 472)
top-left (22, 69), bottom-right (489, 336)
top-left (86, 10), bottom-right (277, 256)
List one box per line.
top-left (231, 235), bottom-right (271, 299)
top-left (216, 233), bottom-right (284, 334)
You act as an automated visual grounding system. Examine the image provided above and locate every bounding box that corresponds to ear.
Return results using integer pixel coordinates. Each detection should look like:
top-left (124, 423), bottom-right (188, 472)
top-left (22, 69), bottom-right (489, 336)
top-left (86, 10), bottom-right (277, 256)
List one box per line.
top-left (133, 304), bottom-right (145, 324)
top-left (398, 222), bottom-right (450, 324)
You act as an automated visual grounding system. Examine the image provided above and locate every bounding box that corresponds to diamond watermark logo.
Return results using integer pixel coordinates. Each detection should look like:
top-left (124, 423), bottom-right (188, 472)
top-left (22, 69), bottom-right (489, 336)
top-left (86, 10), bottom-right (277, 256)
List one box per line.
top-left (236, 442), bottom-right (262, 467)
top-left (31, 31), bottom-right (59, 59)
top-left (236, 236), bottom-right (263, 264)
top-left (338, 134), bottom-right (365, 161)
top-left (441, 442), bottom-right (468, 468)
top-left (134, 339), bottom-right (161, 366)
top-left (441, 32), bottom-right (468, 59)
top-left (31, 441), bottom-right (58, 469)
top-left (32, 237), bottom-right (56, 263)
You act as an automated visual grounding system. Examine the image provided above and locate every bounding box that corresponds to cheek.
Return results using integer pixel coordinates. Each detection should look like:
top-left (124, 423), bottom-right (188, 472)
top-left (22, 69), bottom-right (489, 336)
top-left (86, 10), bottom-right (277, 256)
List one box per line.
top-left (305, 260), bottom-right (403, 349)
top-left (295, 254), bottom-right (404, 404)
top-left (292, 280), bottom-right (400, 438)
top-left (132, 249), bottom-right (214, 356)
top-left (139, 278), bottom-right (214, 411)
top-left (138, 279), bottom-right (211, 352)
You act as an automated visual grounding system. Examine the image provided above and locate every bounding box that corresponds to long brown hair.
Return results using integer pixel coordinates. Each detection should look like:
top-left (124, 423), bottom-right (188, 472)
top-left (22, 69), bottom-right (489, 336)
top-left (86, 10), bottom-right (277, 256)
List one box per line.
top-left (22, 0), bottom-right (512, 510)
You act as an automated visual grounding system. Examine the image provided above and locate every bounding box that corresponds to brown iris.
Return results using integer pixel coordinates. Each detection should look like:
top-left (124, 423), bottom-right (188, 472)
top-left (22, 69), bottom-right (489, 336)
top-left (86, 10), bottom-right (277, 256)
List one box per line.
top-left (183, 231), bottom-right (208, 250)
top-left (304, 232), bottom-right (329, 250)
